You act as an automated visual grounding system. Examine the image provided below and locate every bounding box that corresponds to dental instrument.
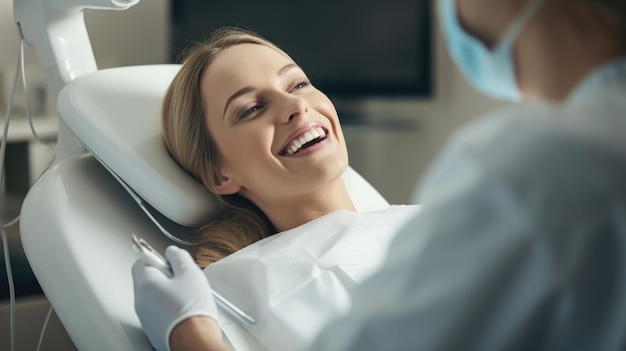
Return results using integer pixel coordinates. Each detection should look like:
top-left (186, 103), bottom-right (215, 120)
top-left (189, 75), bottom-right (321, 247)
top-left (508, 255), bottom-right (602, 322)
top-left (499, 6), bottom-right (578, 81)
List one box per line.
top-left (132, 234), bottom-right (257, 325)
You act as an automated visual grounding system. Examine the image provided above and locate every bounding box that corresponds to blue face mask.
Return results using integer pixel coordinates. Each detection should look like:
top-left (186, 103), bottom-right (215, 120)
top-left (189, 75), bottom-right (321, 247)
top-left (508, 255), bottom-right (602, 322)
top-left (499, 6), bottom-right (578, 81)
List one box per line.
top-left (439, 0), bottom-right (546, 101)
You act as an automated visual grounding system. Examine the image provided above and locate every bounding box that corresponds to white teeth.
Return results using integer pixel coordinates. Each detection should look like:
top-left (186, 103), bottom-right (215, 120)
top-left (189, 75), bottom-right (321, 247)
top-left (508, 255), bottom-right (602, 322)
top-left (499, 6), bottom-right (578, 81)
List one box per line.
top-left (284, 126), bottom-right (327, 156)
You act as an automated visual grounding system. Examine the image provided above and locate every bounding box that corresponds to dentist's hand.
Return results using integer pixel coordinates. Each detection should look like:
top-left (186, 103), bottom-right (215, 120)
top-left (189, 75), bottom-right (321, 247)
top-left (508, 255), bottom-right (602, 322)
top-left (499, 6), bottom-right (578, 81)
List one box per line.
top-left (132, 246), bottom-right (218, 351)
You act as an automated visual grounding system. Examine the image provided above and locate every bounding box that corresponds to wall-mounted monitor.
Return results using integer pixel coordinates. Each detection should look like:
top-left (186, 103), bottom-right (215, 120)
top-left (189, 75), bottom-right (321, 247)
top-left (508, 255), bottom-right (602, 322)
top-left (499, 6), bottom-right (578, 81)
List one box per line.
top-left (170, 0), bottom-right (433, 102)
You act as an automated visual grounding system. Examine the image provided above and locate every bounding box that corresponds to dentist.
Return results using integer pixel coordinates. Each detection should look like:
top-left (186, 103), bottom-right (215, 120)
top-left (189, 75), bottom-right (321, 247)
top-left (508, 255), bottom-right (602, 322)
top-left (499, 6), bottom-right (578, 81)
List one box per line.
top-left (308, 0), bottom-right (626, 349)
top-left (134, 0), bottom-right (626, 350)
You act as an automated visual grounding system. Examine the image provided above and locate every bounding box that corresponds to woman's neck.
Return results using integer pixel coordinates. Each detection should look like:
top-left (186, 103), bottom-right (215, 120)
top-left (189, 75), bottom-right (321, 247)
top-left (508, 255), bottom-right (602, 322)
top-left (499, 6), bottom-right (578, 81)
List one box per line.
top-left (256, 178), bottom-right (356, 233)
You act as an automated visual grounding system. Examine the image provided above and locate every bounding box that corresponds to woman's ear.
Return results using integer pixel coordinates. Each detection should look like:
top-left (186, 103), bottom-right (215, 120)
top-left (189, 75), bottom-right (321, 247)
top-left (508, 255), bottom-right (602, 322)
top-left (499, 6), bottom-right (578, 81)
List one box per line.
top-left (209, 172), bottom-right (241, 195)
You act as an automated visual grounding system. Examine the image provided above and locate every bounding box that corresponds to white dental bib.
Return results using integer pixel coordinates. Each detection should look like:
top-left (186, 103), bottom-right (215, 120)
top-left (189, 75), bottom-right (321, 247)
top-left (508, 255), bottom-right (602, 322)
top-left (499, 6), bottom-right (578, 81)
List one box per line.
top-left (204, 205), bottom-right (421, 351)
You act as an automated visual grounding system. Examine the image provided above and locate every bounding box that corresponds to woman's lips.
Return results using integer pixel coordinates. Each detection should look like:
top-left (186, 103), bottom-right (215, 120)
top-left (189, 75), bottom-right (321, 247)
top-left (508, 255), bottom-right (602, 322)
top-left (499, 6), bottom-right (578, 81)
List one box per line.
top-left (281, 126), bottom-right (328, 156)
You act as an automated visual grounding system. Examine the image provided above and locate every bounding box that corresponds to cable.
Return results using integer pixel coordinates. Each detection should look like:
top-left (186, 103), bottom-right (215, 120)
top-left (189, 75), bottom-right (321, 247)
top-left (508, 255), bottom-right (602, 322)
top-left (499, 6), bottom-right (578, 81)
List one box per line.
top-left (0, 27), bottom-right (23, 351)
top-left (1, 24), bottom-right (56, 351)
top-left (36, 305), bottom-right (53, 351)
top-left (0, 52), bottom-right (24, 351)
top-left (1, 229), bottom-right (16, 351)
top-left (16, 30), bottom-right (55, 188)
top-left (19, 37), bottom-right (55, 156)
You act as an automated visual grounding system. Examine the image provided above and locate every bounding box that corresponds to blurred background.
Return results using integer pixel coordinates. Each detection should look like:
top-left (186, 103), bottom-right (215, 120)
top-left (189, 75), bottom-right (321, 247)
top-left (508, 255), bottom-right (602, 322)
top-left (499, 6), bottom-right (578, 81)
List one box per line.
top-left (0, 0), bottom-right (510, 349)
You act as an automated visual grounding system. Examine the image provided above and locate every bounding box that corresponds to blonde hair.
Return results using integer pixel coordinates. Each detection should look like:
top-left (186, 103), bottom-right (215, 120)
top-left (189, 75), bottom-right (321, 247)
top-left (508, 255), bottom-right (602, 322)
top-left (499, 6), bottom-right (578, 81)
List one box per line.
top-left (162, 28), bottom-right (290, 267)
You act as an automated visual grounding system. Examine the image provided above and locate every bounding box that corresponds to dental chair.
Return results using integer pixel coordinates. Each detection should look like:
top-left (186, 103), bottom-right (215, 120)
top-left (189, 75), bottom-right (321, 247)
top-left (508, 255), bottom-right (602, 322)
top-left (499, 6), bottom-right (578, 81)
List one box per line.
top-left (14, 0), bottom-right (390, 350)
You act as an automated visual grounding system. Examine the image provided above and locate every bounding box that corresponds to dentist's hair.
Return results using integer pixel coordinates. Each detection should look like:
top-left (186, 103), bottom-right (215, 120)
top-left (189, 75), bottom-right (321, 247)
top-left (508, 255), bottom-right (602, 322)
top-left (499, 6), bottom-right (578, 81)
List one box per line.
top-left (162, 28), bottom-right (288, 267)
top-left (593, 0), bottom-right (626, 26)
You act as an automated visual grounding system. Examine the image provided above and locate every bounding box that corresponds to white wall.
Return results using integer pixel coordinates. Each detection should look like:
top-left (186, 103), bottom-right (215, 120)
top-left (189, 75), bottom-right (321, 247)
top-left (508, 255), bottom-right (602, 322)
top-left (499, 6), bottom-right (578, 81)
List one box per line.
top-left (0, 0), bottom-right (511, 204)
top-left (0, 0), bottom-right (25, 67)
top-left (84, 0), bottom-right (170, 68)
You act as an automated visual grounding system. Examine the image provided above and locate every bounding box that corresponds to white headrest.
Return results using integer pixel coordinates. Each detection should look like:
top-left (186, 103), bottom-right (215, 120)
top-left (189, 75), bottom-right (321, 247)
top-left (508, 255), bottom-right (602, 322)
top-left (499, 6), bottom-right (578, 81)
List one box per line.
top-left (57, 65), bottom-right (388, 228)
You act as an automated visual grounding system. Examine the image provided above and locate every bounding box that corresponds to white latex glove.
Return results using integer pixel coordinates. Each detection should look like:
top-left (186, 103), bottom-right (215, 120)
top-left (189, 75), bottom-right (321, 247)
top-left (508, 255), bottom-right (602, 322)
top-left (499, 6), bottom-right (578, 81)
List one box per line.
top-left (132, 245), bottom-right (218, 351)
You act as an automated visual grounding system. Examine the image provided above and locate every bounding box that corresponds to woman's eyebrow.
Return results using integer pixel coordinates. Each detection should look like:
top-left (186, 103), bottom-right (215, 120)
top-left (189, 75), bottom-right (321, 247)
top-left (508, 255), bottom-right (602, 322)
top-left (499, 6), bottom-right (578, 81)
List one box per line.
top-left (278, 63), bottom-right (299, 77)
top-left (222, 63), bottom-right (300, 118)
top-left (223, 86), bottom-right (255, 118)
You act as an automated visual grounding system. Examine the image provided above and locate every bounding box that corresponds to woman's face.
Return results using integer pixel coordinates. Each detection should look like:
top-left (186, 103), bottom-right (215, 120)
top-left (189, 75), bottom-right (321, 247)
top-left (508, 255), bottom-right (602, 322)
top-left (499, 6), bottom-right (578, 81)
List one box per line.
top-left (200, 43), bottom-right (349, 208)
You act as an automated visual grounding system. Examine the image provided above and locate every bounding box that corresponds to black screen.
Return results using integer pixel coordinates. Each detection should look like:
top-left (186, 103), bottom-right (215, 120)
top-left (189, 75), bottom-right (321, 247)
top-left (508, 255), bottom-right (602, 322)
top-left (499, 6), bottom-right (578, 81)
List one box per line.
top-left (170, 0), bottom-right (432, 99)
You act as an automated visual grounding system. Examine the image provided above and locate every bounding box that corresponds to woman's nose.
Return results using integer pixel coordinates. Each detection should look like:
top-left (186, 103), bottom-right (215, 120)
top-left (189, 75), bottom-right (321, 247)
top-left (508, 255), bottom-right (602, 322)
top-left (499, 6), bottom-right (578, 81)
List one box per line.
top-left (280, 94), bottom-right (309, 124)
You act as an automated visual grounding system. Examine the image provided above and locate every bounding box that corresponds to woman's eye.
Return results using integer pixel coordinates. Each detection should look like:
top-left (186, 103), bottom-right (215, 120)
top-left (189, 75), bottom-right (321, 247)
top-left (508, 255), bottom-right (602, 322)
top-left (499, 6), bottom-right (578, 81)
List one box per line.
top-left (290, 80), bottom-right (310, 93)
top-left (236, 103), bottom-right (264, 122)
top-left (246, 105), bottom-right (260, 115)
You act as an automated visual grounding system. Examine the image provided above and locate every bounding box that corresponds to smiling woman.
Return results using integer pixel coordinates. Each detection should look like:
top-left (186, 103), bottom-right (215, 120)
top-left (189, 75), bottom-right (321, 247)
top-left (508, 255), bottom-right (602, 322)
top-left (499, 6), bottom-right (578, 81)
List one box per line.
top-left (133, 27), bottom-right (421, 351)
top-left (162, 28), bottom-right (353, 267)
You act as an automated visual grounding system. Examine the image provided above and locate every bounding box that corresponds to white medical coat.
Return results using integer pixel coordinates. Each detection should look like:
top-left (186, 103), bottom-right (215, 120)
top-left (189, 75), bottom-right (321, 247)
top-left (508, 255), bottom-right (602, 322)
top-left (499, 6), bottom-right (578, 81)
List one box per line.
top-left (308, 57), bottom-right (626, 351)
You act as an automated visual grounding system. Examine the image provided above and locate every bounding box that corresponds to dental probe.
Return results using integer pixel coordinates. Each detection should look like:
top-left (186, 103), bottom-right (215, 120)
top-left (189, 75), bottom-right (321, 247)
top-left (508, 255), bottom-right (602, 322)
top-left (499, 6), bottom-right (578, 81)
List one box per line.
top-left (131, 234), bottom-right (256, 325)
